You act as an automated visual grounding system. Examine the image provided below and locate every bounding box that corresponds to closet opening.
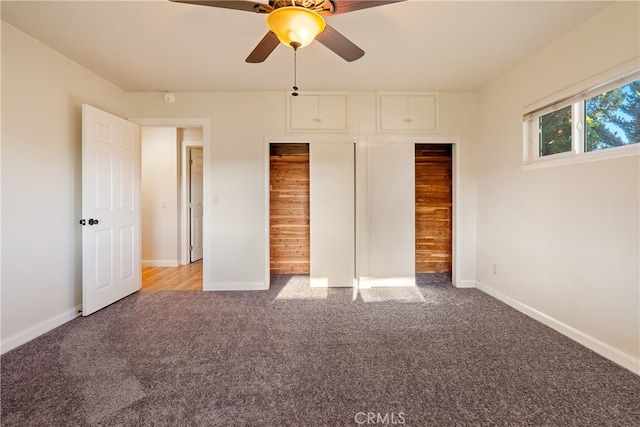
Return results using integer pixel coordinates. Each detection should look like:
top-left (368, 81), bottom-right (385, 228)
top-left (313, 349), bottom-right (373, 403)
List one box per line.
top-left (415, 143), bottom-right (453, 275)
top-left (269, 143), bottom-right (310, 275)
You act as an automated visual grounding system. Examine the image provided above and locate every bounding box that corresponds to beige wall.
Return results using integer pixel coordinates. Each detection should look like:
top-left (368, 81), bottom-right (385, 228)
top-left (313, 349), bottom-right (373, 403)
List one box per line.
top-left (476, 1), bottom-right (640, 361)
top-left (1, 22), bottom-right (128, 344)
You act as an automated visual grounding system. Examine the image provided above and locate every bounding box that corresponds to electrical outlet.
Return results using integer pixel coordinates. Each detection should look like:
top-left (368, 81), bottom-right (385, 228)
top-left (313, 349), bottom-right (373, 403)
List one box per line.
top-left (492, 264), bottom-right (497, 275)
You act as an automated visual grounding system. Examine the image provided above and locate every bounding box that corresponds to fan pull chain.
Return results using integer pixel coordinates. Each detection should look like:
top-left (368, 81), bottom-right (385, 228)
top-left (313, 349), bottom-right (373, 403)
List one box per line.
top-left (291, 41), bottom-right (300, 96)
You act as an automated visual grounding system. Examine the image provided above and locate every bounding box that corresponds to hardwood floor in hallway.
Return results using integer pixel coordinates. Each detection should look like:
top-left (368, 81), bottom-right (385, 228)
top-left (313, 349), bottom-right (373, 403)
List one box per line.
top-left (142, 261), bottom-right (202, 291)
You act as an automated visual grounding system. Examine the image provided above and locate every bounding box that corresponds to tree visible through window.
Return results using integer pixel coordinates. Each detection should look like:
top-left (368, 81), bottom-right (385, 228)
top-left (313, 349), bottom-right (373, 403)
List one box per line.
top-left (539, 105), bottom-right (572, 156)
top-left (585, 80), bottom-right (640, 152)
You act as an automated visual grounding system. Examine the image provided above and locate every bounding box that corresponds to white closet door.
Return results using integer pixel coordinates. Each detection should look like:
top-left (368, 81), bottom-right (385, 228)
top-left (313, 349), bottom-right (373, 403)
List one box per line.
top-left (366, 141), bottom-right (415, 287)
top-left (309, 142), bottom-right (354, 287)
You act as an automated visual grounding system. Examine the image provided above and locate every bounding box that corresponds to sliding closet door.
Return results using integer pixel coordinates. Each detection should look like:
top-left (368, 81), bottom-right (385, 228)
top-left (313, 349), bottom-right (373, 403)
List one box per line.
top-left (309, 142), bottom-right (355, 287)
top-left (366, 141), bottom-right (415, 286)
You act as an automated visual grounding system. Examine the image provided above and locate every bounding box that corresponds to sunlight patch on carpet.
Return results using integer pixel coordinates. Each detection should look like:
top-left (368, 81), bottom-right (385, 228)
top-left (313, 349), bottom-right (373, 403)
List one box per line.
top-left (356, 286), bottom-right (427, 303)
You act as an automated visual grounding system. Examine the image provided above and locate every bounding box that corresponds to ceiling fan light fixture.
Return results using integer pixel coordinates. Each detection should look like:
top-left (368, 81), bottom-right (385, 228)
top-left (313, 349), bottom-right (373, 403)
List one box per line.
top-left (266, 6), bottom-right (325, 49)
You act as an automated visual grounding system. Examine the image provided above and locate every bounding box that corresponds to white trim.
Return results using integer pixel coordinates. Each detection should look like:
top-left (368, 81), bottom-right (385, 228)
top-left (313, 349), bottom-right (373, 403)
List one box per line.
top-left (1, 306), bottom-right (81, 354)
top-left (264, 139), bottom-right (271, 289)
top-left (266, 134), bottom-right (358, 144)
top-left (141, 260), bottom-right (180, 267)
top-left (476, 281), bottom-right (640, 376)
top-left (130, 118), bottom-right (210, 128)
top-left (522, 143), bottom-right (639, 171)
top-left (206, 282), bottom-right (267, 291)
top-left (310, 278), bottom-right (357, 288)
top-left (456, 279), bottom-right (477, 289)
top-left (451, 139), bottom-right (461, 289)
top-left (359, 277), bottom-right (417, 288)
top-left (366, 135), bottom-right (456, 145)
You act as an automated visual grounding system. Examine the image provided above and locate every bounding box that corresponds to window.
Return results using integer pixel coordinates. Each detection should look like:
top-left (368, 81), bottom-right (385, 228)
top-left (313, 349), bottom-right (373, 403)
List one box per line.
top-left (523, 64), bottom-right (640, 167)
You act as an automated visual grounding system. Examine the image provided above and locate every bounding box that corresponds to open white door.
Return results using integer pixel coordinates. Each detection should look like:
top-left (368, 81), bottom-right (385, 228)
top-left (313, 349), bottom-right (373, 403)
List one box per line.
top-left (81, 104), bottom-right (141, 315)
top-left (189, 147), bottom-right (204, 262)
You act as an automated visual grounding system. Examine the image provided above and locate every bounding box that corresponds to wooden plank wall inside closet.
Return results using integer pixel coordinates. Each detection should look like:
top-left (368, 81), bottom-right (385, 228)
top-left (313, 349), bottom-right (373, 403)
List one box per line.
top-left (269, 143), bottom-right (310, 274)
top-left (415, 144), bottom-right (452, 273)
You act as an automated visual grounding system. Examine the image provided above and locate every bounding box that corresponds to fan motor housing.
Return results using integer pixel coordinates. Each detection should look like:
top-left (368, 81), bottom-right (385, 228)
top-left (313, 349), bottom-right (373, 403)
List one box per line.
top-left (271, 0), bottom-right (334, 14)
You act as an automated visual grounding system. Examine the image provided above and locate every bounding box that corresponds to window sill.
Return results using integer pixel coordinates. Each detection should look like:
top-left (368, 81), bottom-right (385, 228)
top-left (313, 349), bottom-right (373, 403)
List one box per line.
top-left (522, 144), bottom-right (639, 171)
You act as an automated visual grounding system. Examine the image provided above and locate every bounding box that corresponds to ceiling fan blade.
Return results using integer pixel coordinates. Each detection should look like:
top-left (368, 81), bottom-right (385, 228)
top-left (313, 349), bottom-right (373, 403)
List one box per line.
top-left (328, 0), bottom-right (406, 16)
top-left (315, 24), bottom-right (364, 62)
top-left (246, 31), bottom-right (280, 63)
top-left (169, 0), bottom-right (272, 13)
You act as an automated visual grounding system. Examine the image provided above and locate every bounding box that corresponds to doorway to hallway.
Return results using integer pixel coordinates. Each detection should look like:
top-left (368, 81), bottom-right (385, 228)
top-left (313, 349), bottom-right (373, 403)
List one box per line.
top-left (140, 126), bottom-right (204, 290)
top-left (142, 261), bottom-right (202, 291)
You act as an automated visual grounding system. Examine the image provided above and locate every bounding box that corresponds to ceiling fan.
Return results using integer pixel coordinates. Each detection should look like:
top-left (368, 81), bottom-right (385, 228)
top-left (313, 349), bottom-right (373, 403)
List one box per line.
top-left (170, 0), bottom-right (406, 63)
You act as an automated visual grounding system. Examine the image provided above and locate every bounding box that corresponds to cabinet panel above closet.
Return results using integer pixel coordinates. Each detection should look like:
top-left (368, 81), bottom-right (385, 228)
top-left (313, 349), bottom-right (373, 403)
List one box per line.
top-left (287, 92), bottom-right (348, 133)
top-left (377, 92), bottom-right (439, 133)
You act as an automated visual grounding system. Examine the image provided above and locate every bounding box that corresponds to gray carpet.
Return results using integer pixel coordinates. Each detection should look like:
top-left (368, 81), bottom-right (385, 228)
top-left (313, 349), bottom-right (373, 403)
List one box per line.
top-left (2, 274), bottom-right (639, 426)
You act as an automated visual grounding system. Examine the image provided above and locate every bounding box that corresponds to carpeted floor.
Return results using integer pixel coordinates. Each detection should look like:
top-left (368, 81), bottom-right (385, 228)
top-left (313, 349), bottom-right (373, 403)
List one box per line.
top-left (2, 274), bottom-right (639, 426)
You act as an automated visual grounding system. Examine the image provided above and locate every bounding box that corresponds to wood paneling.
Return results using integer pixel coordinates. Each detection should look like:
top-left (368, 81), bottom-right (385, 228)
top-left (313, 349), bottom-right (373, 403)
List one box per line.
top-left (415, 144), bottom-right (452, 273)
top-left (142, 261), bottom-right (202, 291)
top-left (270, 144), bottom-right (310, 274)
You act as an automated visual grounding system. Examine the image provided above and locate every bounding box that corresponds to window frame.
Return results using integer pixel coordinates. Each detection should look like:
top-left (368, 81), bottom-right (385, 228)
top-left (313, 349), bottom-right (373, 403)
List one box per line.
top-left (522, 60), bottom-right (640, 170)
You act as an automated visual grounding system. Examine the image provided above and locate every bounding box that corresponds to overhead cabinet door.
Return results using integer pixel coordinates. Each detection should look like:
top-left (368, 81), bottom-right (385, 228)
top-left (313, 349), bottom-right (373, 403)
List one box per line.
top-left (317, 96), bottom-right (347, 130)
top-left (309, 142), bottom-right (354, 287)
top-left (377, 93), bottom-right (439, 133)
top-left (289, 93), bottom-right (348, 132)
top-left (290, 95), bottom-right (319, 129)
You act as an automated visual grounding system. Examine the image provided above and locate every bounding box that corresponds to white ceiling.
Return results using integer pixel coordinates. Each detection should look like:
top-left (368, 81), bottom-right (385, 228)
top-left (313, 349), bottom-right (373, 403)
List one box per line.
top-left (1, 0), bottom-right (611, 92)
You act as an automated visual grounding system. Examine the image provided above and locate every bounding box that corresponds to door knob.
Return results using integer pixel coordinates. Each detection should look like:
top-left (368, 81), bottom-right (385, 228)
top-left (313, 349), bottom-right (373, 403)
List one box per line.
top-left (88, 218), bottom-right (99, 225)
top-left (79, 219), bottom-right (86, 226)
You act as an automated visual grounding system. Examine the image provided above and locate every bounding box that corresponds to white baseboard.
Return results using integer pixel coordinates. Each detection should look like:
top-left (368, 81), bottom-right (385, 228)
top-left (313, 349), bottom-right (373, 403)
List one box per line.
top-left (310, 277), bottom-right (354, 288)
top-left (204, 282), bottom-right (267, 291)
top-left (475, 281), bottom-right (640, 376)
top-left (142, 260), bottom-right (180, 267)
top-left (456, 279), bottom-right (477, 288)
top-left (358, 277), bottom-right (416, 288)
top-left (1, 306), bottom-right (81, 355)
